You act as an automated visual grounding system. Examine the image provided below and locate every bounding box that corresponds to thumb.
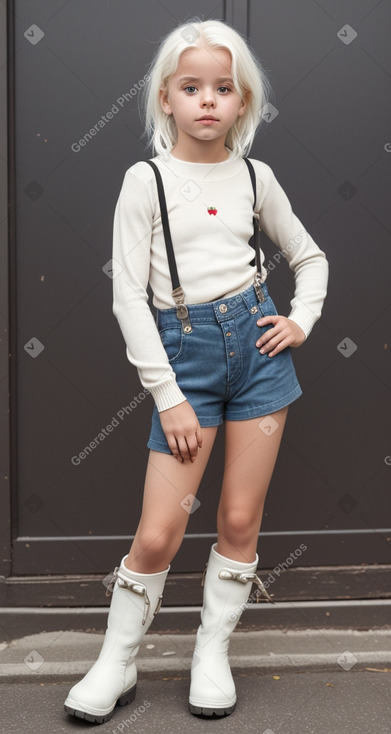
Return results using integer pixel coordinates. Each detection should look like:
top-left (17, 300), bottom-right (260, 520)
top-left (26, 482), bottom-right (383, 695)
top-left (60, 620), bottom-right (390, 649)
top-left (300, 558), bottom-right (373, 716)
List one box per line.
top-left (196, 423), bottom-right (203, 448)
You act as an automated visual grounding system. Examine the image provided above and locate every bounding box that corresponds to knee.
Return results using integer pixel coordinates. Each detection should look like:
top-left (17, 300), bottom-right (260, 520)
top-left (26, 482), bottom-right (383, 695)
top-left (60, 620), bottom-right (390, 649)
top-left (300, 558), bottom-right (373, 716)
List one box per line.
top-left (219, 507), bottom-right (258, 545)
top-left (132, 528), bottom-right (178, 569)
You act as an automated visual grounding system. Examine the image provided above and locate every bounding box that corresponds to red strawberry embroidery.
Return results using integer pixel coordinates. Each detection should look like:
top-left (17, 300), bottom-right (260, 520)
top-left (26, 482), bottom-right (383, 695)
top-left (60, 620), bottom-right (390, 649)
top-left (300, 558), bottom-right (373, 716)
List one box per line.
top-left (208, 206), bottom-right (217, 215)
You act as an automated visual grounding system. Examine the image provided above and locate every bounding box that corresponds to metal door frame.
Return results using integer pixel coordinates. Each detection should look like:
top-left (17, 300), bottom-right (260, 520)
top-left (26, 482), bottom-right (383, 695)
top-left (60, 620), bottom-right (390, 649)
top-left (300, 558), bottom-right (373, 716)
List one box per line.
top-left (0, 0), bottom-right (12, 586)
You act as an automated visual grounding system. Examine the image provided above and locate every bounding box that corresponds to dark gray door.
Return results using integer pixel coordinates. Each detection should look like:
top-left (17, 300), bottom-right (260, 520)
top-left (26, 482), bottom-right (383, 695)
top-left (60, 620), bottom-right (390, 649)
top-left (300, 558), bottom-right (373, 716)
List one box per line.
top-left (4, 1), bottom-right (391, 590)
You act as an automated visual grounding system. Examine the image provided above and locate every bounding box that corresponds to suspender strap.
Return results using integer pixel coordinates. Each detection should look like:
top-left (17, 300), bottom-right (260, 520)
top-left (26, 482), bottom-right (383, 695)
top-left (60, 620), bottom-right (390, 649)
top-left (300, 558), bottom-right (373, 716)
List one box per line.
top-left (144, 160), bottom-right (180, 291)
top-left (243, 158), bottom-right (264, 300)
top-left (145, 159), bottom-right (192, 332)
top-left (244, 156), bottom-right (257, 208)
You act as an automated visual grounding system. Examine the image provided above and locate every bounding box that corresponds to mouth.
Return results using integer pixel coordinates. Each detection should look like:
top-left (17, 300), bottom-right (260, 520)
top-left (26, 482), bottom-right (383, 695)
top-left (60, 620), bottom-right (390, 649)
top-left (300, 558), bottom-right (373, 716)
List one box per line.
top-left (197, 116), bottom-right (218, 126)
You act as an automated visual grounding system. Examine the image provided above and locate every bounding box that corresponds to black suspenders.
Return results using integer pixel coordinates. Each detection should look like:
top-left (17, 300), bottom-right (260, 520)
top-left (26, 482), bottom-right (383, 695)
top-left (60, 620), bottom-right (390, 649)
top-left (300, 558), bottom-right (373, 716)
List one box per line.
top-left (144, 160), bottom-right (193, 332)
top-left (243, 157), bottom-right (265, 303)
top-left (145, 157), bottom-right (264, 333)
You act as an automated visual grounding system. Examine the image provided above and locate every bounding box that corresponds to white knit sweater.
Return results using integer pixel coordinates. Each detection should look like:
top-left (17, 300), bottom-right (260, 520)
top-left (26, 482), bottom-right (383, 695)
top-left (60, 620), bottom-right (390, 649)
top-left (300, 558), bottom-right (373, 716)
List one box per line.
top-left (112, 147), bottom-right (329, 413)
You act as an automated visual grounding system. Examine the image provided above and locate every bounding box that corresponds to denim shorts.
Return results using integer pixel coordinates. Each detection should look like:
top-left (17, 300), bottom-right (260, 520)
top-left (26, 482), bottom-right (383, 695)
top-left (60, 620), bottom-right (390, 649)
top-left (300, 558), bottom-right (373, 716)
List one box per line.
top-left (147, 281), bottom-right (302, 454)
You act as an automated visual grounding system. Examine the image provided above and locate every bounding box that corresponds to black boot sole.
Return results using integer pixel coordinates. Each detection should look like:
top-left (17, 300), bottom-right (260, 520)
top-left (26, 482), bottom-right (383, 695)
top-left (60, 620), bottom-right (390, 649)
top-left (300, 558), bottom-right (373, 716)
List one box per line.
top-left (64, 683), bottom-right (137, 725)
top-left (189, 702), bottom-right (236, 718)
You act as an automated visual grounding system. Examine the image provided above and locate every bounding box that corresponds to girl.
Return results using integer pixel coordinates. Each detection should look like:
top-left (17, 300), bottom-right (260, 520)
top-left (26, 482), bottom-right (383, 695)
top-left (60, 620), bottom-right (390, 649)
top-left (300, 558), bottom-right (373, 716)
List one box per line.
top-left (64, 17), bottom-right (328, 724)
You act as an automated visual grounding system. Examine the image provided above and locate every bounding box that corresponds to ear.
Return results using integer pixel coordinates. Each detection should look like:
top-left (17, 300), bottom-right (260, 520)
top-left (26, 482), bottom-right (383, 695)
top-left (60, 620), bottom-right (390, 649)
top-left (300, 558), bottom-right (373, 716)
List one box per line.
top-left (159, 86), bottom-right (172, 116)
top-left (237, 89), bottom-right (250, 117)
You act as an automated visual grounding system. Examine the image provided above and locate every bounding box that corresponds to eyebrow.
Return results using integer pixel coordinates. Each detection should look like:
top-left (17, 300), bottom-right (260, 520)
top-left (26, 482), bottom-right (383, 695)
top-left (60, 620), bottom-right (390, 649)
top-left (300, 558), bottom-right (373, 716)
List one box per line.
top-left (178, 76), bottom-right (234, 83)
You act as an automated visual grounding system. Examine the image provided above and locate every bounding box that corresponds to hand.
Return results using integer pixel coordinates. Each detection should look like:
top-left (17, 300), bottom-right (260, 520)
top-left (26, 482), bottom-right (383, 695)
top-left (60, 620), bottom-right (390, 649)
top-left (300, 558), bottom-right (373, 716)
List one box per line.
top-left (159, 400), bottom-right (203, 463)
top-left (255, 316), bottom-right (306, 357)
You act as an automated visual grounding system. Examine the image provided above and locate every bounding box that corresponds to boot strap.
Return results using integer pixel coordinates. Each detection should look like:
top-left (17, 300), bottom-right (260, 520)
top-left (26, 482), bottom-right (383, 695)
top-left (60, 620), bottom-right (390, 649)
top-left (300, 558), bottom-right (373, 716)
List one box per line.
top-left (218, 568), bottom-right (275, 604)
top-left (105, 566), bottom-right (163, 625)
top-left (200, 561), bottom-right (208, 587)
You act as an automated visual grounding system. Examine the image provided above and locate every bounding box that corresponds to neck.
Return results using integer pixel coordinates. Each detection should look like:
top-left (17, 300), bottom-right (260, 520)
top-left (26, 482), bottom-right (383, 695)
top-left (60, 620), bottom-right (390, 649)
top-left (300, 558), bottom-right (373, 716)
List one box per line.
top-left (170, 138), bottom-right (230, 164)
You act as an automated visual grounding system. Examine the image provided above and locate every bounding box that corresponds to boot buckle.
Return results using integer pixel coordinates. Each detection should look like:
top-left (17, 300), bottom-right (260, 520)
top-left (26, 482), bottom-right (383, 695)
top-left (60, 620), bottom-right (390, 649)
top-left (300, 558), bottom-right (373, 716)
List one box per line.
top-left (244, 572), bottom-right (275, 604)
top-left (108, 567), bottom-right (151, 624)
top-left (200, 561), bottom-right (208, 587)
top-left (218, 569), bottom-right (248, 584)
top-left (218, 568), bottom-right (275, 604)
top-left (104, 566), bottom-right (119, 597)
top-left (153, 594), bottom-right (163, 616)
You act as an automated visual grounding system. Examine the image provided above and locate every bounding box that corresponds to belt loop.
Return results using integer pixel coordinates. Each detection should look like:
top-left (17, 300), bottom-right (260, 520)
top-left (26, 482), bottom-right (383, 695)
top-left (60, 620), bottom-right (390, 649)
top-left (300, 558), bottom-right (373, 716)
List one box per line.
top-left (172, 285), bottom-right (192, 333)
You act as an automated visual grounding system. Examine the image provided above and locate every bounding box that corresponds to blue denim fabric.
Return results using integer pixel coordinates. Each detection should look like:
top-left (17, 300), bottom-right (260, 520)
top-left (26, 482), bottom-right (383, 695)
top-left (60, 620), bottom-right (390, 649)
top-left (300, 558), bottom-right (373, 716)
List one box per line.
top-left (147, 281), bottom-right (302, 454)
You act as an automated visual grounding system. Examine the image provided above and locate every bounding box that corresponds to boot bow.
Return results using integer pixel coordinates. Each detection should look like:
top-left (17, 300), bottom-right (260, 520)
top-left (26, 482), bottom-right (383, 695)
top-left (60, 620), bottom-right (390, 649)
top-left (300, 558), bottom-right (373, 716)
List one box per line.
top-left (105, 565), bottom-right (163, 624)
top-left (218, 568), bottom-right (275, 604)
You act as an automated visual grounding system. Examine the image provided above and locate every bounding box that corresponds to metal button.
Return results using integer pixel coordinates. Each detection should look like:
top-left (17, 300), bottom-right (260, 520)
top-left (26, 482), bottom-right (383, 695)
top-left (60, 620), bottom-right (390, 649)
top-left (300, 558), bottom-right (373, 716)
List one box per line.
top-left (184, 325), bottom-right (192, 333)
top-left (229, 351), bottom-right (235, 356)
top-left (219, 304), bottom-right (228, 313)
top-left (226, 331), bottom-right (231, 337)
top-left (250, 306), bottom-right (258, 314)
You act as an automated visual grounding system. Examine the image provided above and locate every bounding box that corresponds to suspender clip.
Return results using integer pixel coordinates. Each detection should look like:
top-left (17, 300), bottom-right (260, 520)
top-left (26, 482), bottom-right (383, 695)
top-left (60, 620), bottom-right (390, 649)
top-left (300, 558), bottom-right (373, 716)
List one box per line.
top-left (172, 285), bottom-right (193, 333)
top-left (253, 272), bottom-right (265, 303)
top-left (252, 214), bottom-right (265, 303)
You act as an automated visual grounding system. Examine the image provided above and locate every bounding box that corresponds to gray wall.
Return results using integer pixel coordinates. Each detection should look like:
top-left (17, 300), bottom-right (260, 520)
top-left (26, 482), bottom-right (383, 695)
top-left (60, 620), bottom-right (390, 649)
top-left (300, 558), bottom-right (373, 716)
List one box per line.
top-left (3, 0), bottom-right (391, 580)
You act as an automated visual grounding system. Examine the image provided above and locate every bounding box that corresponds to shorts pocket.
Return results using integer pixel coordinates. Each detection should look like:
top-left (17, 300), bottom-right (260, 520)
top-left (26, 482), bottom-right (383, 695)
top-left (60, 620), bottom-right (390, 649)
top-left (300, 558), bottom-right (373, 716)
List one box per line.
top-left (159, 325), bottom-right (185, 363)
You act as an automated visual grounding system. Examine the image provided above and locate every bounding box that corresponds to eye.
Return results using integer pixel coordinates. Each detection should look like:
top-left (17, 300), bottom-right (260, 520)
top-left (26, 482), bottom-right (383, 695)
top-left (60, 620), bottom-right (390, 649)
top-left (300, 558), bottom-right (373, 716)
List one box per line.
top-left (184, 85), bottom-right (197, 94)
top-left (218, 86), bottom-right (231, 94)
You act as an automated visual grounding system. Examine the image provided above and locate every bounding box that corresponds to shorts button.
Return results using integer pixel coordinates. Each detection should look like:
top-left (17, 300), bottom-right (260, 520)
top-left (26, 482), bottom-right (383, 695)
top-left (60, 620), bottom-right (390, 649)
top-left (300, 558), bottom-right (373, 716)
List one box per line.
top-left (219, 304), bottom-right (228, 313)
top-left (229, 351), bottom-right (235, 356)
top-left (226, 331), bottom-right (231, 336)
top-left (250, 306), bottom-right (258, 314)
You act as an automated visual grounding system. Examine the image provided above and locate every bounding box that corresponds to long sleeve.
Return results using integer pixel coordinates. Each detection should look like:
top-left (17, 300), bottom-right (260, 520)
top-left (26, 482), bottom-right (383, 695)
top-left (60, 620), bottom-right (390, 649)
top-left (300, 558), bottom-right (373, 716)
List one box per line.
top-left (112, 170), bottom-right (188, 412)
top-left (255, 161), bottom-right (329, 338)
top-left (112, 152), bottom-right (328, 415)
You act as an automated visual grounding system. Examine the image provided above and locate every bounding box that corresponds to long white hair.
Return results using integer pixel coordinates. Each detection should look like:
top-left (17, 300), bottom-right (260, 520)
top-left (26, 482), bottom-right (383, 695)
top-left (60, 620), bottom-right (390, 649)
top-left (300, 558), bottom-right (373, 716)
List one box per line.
top-left (138, 17), bottom-right (273, 159)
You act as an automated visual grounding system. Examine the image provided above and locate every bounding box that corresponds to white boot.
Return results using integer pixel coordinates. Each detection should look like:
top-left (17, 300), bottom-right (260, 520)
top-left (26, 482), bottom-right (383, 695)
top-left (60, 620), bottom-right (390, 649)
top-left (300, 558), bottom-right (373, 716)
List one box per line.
top-left (189, 542), bottom-right (274, 717)
top-left (64, 555), bottom-right (170, 724)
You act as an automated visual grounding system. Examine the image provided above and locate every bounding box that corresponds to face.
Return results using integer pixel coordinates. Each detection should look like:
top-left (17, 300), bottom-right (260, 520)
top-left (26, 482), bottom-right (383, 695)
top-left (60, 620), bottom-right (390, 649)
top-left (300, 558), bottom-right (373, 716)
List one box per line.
top-left (159, 45), bottom-right (247, 152)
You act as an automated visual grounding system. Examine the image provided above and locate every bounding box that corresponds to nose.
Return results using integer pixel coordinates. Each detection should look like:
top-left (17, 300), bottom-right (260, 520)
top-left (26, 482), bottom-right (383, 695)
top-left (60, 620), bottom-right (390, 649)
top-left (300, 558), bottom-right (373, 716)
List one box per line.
top-left (200, 85), bottom-right (216, 107)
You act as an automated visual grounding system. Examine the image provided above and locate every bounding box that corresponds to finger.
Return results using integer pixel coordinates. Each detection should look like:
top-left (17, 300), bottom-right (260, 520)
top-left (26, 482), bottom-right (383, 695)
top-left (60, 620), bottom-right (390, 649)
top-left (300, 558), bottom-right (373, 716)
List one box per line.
top-left (256, 324), bottom-right (278, 347)
top-left (186, 437), bottom-right (199, 461)
top-left (259, 328), bottom-right (290, 352)
top-left (196, 424), bottom-right (203, 448)
top-left (177, 436), bottom-right (191, 462)
top-left (168, 437), bottom-right (182, 461)
top-left (257, 330), bottom-right (276, 349)
top-left (256, 315), bottom-right (279, 326)
top-left (257, 326), bottom-right (285, 350)
top-left (268, 337), bottom-right (291, 357)
top-left (256, 318), bottom-right (286, 345)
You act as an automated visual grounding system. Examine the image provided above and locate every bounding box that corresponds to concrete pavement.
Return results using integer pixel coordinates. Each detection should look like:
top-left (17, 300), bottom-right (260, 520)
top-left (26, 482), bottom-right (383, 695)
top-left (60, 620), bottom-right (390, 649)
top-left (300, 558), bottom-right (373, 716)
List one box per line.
top-left (0, 627), bottom-right (390, 733)
top-left (1, 627), bottom-right (391, 679)
top-left (1, 669), bottom-right (390, 734)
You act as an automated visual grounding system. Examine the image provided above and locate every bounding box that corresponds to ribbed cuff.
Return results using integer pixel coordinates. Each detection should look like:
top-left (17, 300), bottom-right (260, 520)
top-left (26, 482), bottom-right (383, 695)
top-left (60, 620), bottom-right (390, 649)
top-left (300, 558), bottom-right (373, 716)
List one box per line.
top-left (148, 379), bottom-right (188, 413)
top-left (288, 304), bottom-right (319, 340)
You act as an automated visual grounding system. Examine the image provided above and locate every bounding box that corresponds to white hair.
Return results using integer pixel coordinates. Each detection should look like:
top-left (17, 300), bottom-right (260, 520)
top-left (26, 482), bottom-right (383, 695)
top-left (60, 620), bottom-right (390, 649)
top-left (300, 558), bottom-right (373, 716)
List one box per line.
top-left (138, 17), bottom-right (274, 159)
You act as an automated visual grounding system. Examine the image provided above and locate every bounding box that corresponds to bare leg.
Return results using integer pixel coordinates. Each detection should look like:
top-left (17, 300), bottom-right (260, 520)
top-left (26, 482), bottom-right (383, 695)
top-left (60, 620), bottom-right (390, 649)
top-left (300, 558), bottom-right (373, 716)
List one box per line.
top-left (216, 406), bottom-right (289, 562)
top-left (125, 426), bottom-right (219, 573)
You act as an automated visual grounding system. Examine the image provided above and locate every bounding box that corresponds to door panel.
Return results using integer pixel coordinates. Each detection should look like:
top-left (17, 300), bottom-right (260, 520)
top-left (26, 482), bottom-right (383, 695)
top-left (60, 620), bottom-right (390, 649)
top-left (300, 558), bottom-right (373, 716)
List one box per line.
top-left (8, 0), bottom-right (391, 580)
